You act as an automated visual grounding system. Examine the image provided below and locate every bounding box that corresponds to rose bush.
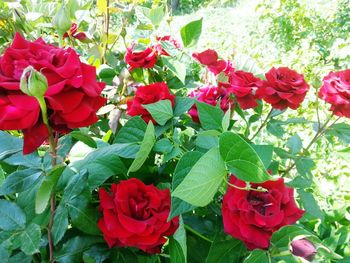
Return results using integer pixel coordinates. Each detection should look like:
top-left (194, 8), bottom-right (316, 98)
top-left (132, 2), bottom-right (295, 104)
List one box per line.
top-left (0, 2), bottom-right (348, 263)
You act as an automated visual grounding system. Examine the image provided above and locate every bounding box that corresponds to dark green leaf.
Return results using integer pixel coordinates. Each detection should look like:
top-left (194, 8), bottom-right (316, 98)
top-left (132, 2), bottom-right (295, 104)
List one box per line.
top-left (219, 132), bottom-right (271, 182)
top-left (286, 134), bottom-right (302, 155)
top-left (61, 170), bottom-right (88, 203)
top-left (0, 168), bottom-right (42, 195)
top-left (19, 223), bottom-right (41, 255)
top-left (143, 100), bottom-right (173, 126)
top-left (174, 97), bottom-right (195, 116)
top-left (251, 145), bottom-right (274, 169)
top-left (70, 131), bottom-right (97, 148)
top-left (114, 116), bottom-right (147, 144)
top-left (266, 120), bottom-right (284, 138)
top-left (0, 200), bottom-right (26, 231)
top-left (206, 235), bottom-right (245, 263)
top-left (172, 148), bottom-right (226, 206)
top-left (153, 138), bottom-right (173, 153)
top-left (298, 190), bottom-right (324, 220)
top-left (52, 205), bottom-right (69, 245)
top-left (128, 121), bottom-right (156, 174)
top-left (0, 131), bottom-right (22, 160)
top-left (4, 151), bottom-right (41, 168)
top-left (271, 225), bottom-right (311, 248)
top-left (180, 18), bottom-right (203, 47)
top-left (243, 250), bottom-right (269, 263)
top-left (196, 102), bottom-right (224, 131)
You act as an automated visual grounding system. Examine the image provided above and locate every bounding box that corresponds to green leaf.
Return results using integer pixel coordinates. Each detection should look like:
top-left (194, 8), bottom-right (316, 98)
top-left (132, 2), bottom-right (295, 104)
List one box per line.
top-left (0, 166), bottom-right (4, 186)
top-left (0, 131), bottom-right (23, 160)
top-left (243, 250), bottom-right (269, 263)
top-left (128, 122), bottom-right (156, 174)
top-left (271, 225), bottom-right (311, 248)
top-left (153, 138), bottom-right (173, 153)
top-left (172, 217), bottom-right (187, 262)
top-left (172, 148), bottom-right (226, 207)
top-left (19, 223), bottom-right (41, 255)
top-left (298, 190), bottom-right (324, 220)
top-left (206, 234), bottom-right (245, 263)
top-left (149, 6), bottom-right (164, 26)
top-left (222, 108), bottom-right (231, 132)
top-left (0, 200), bottom-right (26, 231)
top-left (174, 97), bottom-right (195, 116)
top-left (61, 170), bottom-right (88, 203)
top-left (266, 120), bottom-right (284, 138)
top-left (143, 100), bottom-right (174, 126)
top-left (286, 134), bottom-right (302, 155)
top-left (55, 236), bottom-right (102, 263)
top-left (70, 131), bottom-right (97, 148)
top-left (114, 116), bottom-right (147, 144)
top-left (180, 18), bottom-right (203, 47)
top-left (251, 145), bottom-right (274, 169)
top-left (196, 102), bottom-right (224, 131)
top-left (169, 237), bottom-right (185, 263)
top-left (0, 168), bottom-right (42, 195)
top-left (219, 132), bottom-right (271, 183)
top-left (52, 205), bottom-right (69, 245)
top-left (67, 194), bottom-right (100, 236)
top-left (36, 165), bottom-right (65, 214)
top-left (326, 123), bottom-right (350, 143)
top-left (162, 57), bottom-right (186, 84)
top-left (4, 151), bottom-right (41, 168)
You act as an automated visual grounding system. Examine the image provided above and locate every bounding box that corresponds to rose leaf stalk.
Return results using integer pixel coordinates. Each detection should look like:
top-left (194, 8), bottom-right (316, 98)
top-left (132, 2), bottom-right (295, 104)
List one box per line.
top-left (20, 66), bottom-right (57, 262)
top-left (250, 107), bottom-right (274, 141)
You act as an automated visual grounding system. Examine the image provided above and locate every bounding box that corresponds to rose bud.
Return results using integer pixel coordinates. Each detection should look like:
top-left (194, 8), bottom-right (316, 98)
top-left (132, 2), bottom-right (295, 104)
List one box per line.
top-left (52, 6), bottom-right (72, 35)
top-left (291, 238), bottom-right (317, 261)
top-left (20, 66), bottom-right (48, 98)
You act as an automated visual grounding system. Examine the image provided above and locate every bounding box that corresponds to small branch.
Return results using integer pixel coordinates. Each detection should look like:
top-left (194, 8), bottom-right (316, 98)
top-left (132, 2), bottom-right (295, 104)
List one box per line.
top-left (184, 224), bottom-right (212, 243)
top-left (283, 115), bottom-right (338, 176)
top-left (225, 177), bottom-right (268, 192)
top-left (250, 107), bottom-right (274, 141)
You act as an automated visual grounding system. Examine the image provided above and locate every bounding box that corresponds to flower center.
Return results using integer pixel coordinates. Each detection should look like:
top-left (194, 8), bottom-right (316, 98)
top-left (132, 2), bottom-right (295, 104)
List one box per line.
top-left (247, 192), bottom-right (272, 216)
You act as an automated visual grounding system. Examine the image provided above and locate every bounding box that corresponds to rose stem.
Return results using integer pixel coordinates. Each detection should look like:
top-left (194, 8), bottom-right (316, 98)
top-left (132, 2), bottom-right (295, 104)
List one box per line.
top-left (184, 224), bottom-right (213, 243)
top-left (38, 96), bottom-right (57, 262)
top-left (283, 115), bottom-right (340, 176)
top-left (250, 107), bottom-right (274, 141)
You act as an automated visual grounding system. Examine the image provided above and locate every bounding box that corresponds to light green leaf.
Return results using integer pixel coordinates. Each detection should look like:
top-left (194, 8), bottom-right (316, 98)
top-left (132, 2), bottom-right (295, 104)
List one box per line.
top-left (271, 225), bottom-right (311, 248)
top-left (174, 97), bottom-right (195, 116)
top-left (143, 100), bottom-right (174, 126)
top-left (180, 18), bottom-right (203, 47)
top-left (149, 6), bottom-right (164, 26)
top-left (0, 200), bottom-right (26, 231)
top-left (170, 217), bottom-right (187, 263)
top-left (298, 190), bottom-right (324, 220)
top-left (219, 132), bottom-right (271, 183)
top-left (162, 57), bottom-right (186, 84)
top-left (172, 148), bottom-right (226, 206)
top-left (128, 122), bottom-right (156, 174)
top-left (222, 108), bottom-right (231, 132)
top-left (196, 102), bottom-right (224, 131)
top-left (19, 223), bottom-right (41, 255)
top-left (36, 165), bottom-right (65, 214)
top-left (243, 250), bottom-right (269, 263)
top-left (286, 134), bottom-right (302, 155)
top-left (251, 145), bottom-right (274, 169)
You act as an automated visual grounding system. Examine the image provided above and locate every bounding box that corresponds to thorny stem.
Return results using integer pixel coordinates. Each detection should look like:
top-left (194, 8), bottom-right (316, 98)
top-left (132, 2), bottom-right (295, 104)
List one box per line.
top-left (283, 115), bottom-right (340, 176)
top-left (250, 107), bottom-right (274, 141)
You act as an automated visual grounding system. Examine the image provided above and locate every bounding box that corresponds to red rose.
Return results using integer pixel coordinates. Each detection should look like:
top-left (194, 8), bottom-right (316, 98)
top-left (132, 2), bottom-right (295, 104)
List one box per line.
top-left (192, 49), bottom-right (232, 75)
top-left (63, 23), bottom-right (88, 41)
top-left (257, 67), bottom-right (309, 110)
top-left (97, 178), bottom-right (179, 254)
top-left (227, 70), bottom-right (264, 109)
top-left (318, 69), bottom-right (350, 118)
top-left (154, 35), bottom-right (181, 56)
top-left (124, 44), bottom-right (157, 71)
top-left (222, 176), bottom-right (304, 250)
top-left (189, 85), bottom-right (233, 122)
top-left (127, 82), bottom-right (175, 124)
top-left (291, 238), bottom-right (317, 262)
top-left (0, 33), bottom-right (106, 154)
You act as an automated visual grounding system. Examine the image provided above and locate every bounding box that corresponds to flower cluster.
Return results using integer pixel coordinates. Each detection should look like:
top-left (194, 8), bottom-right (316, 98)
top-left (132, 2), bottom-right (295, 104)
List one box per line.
top-left (0, 33), bottom-right (106, 154)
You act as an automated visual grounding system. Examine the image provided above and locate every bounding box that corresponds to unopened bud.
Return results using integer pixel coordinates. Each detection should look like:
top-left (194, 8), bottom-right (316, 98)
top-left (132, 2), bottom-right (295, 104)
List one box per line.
top-left (20, 66), bottom-right (48, 98)
top-left (53, 6), bottom-right (72, 35)
top-left (291, 238), bottom-right (317, 262)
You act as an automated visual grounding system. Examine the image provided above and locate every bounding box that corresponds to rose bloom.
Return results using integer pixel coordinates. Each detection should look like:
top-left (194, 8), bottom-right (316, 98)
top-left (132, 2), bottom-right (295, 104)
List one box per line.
top-left (189, 84), bottom-right (233, 123)
top-left (0, 33), bottom-right (106, 154)
top-left (124, 44), bottom-right (157, 71)
top-left (192, 49), bottom-right (233, 75)
top-left (98, 178), bottom-right (179, 254)
top-left (291, 238), bottom-right (317, 262)
top-left (127, 82), bottom-right (175, 124)
top-left (222, 176), bottom-right (304, 250)
top-left (227, 70), bottom-right (264, 109)
top-left (256, 67), bottom-right (309, 110)
top-left (154, 35), bottom-right (181, 56)
top-left (63, 23), bottom-right (88, 42)
top-left (318, 69), bottom-right (350, 118)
